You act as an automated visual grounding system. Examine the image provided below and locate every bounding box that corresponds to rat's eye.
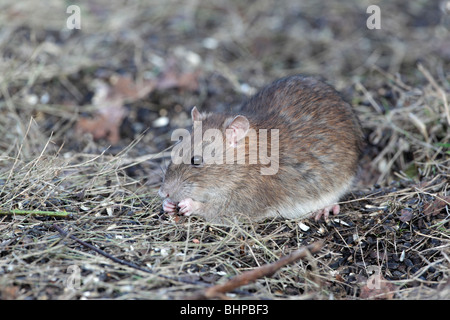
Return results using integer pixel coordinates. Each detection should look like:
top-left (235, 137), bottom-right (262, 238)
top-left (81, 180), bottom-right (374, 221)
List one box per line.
top-left (191, 155), bottom-right (203, 166)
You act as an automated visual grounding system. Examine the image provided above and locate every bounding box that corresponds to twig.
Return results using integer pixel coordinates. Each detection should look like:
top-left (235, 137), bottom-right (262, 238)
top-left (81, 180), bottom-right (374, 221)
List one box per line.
top-left (52, 223), bottom-right (149, 270)
top-left (50, 223), bottom-right (249, 293)
top-left (418, 63), bottom-right (450, 126)
top-left (188, 241), bottom-right (324, 299)
top-left (355, 81), bottom-right (383, 114)
top-left (0, 209), bottom-right (74, 218)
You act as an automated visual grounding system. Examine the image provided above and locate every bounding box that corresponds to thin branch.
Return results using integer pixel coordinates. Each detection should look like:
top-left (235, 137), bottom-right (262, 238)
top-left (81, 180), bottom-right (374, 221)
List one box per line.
top-left (52, 223), bottom-right (149, 270)
top-left (188, 241), bottom-right (324, 299)
top-left (0, 209), bottom-right (74, 218)
top-left (50, 223), bottom-right (246, 293)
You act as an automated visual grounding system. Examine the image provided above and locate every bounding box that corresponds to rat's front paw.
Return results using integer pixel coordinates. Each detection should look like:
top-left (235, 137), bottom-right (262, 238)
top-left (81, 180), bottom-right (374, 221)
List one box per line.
top-left (313, 204), bottom-right (340, 221)
top-left (162, 199), bottom-right (178, 215)
top-left (178, 198), bottom-right (201, 216)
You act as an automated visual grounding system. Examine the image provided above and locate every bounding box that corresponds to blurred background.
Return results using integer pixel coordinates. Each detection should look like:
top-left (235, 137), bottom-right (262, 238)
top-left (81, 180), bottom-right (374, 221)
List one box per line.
top-left (0, 0), bottom-right (449, 301)
top-left (0, 0), bottom-right (449, 186)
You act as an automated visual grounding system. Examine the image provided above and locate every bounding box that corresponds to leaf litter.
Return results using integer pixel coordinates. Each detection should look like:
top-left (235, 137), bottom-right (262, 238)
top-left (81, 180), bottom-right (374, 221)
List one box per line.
top-left (0, 0), bottom-right (449, 300)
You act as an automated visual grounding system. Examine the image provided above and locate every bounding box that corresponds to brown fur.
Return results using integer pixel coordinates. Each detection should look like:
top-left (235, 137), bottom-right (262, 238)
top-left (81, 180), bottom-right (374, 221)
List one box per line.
top-left (159, 75), bottom-right (364, 224)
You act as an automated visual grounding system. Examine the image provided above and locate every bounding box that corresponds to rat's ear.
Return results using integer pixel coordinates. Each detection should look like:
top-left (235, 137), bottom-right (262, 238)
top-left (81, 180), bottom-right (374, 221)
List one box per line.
top-left (191, 106), bottom-right (202, 122)
top-left (226, 115), bottom-right (249, 148)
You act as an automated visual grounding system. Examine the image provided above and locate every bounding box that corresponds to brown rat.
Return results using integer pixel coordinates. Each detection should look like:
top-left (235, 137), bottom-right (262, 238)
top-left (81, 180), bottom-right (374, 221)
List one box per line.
top-left (158, 75), bottom-right (363, 224)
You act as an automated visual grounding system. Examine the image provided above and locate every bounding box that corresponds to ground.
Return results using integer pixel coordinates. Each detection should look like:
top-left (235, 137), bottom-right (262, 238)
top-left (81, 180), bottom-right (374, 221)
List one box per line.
top-left (0, 0), bottom-right (449, 300)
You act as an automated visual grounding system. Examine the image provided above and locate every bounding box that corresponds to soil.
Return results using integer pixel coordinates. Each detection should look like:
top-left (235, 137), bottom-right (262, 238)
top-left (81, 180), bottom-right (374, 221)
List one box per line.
top-left (0, 0), bottom-right (448, 300)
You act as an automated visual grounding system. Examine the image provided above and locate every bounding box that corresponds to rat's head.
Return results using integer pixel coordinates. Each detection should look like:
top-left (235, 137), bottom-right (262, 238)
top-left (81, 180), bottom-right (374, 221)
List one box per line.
top-left (158, 106), bottom-right (251, 204)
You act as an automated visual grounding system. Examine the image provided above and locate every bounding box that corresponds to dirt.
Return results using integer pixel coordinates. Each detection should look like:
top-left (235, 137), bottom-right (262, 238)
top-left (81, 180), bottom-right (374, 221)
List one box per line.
top-left (0, 0), bottom-right (449, 300)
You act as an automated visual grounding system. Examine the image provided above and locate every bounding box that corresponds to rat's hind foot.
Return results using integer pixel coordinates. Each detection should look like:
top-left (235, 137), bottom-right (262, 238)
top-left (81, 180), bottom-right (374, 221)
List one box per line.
top-left (313, 204), bottom-right (340, 221)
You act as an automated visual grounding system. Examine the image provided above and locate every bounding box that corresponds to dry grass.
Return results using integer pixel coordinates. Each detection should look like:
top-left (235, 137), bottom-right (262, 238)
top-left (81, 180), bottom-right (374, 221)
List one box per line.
top-left (0, 0), bottom-right (449, 300)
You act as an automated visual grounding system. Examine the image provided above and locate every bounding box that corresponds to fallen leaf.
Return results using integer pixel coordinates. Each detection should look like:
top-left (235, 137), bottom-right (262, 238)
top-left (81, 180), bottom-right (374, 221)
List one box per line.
top-left (76, 95), bottom-right (125, 144)
top-left (1, 286), bottom-right (20, 300)
top-left (109, 74), bottom-right (154, 100)
top-left (155, 57), bottom-right (200, 91)
top-left (76, 54), bottom-right (200, 144)
top-left (424, 196), bottom-right (450, 216)
top-left (360, 273), bottom-right (396, 299)
top-left (399, 208), bottom-right (413, 222)
top-left (76, 75), bottom-right (154, 144)
top-left (335, 274), bottom-right (345, 283)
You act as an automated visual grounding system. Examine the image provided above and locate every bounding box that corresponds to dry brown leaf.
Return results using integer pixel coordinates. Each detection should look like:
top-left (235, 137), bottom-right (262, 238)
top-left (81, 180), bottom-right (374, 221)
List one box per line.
top-left (76, 62), bottom-right (200, 144)
top-left (156, 57), bottom-right (200, 91)
top-left (76, 96), bottom-right (125, 144)
top-left (335, 274), bottom-right (345, 283)
top-left (1, 286), bottom-right (20, 300)
top-left (399, 208), bottom-right (413, 222)
top-left (76, 74), bottom-right (154, 144)
top-left (109, 74), bottom-right (155, 100)
top-left (360, 273), bottom-right (396, 299)
top-left (424, 196), bottom-right (450, 216)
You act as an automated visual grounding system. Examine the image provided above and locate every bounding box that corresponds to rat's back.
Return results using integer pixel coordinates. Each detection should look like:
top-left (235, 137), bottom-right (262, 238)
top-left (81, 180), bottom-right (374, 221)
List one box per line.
top-left (239, 75), bottom-right (364, 220)
top-left (159, 75), bottom-right (364, 223)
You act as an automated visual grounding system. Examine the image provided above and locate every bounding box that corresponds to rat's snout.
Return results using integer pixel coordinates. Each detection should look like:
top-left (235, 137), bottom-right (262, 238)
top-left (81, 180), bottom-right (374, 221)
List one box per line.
top-left (159, 178), bottom-right (184, 202)
top-left (159, 185), bottom-right (181, 215)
